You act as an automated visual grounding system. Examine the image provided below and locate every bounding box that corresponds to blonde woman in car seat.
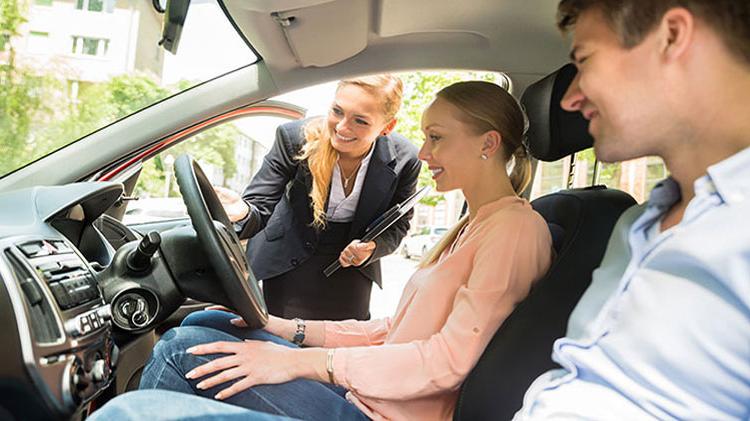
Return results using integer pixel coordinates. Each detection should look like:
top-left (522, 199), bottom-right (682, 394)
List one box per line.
top-left (91, 81), bottom-right (553, 421)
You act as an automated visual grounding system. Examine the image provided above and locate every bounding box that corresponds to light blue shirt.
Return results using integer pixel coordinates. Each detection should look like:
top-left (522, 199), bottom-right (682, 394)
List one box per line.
top-left (516, 147), bottom-right (750, 420)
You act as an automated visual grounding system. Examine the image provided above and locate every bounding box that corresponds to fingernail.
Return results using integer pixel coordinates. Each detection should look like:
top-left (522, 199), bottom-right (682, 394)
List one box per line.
top-left (230, 318), bottom-right (241, 325)
top-left (214, 392), bottom-right (224, 400)
top-left (186, 347), bottom-right (196, 354)
top-left (196, 381), bottom-right (206, 390)
top-left (185, 370), bottom-right (196, 379)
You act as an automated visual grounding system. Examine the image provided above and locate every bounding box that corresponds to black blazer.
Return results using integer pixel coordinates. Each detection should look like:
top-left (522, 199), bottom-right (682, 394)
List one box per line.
top-left (236, 118), bottom-right (421, 287)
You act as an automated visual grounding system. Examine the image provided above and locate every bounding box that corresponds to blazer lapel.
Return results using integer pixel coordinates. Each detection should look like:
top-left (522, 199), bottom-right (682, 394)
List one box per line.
top-left (349, 135), bottom-right (398, 238)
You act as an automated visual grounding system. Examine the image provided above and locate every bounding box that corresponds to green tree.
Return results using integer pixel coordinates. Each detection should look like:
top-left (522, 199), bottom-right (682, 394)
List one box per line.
top-left (38, 73), bottom-right (171, 153)
top-left (131, 98), bottom-right (241, 198)
top-left (395, 70), bottom-right (508, 205)
top-left (0, 0), bottom-right (56, 174)
top-left (158, 123), bottom-right (240, 196)
top-left (575, 148), bottom-right (621, 188)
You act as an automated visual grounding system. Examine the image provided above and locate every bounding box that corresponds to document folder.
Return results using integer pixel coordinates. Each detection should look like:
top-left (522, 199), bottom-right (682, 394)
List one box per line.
top-left (323, 185), bottom-right (431, 277)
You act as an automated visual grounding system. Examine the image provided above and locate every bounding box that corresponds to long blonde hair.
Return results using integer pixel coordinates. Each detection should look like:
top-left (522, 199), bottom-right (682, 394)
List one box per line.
top-left (419, 81), bottom-right (530, 268)
top-left (297, 74), bottom-right (404, 230)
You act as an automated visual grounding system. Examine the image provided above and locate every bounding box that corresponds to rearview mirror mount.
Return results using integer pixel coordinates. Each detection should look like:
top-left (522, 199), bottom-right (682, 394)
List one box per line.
top-left (158, 0), bottom-right (191, 54)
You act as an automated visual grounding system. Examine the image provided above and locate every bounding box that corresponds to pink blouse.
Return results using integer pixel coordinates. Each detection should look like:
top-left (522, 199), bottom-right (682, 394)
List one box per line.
top-left (321, 196), bottom-right (553, 420)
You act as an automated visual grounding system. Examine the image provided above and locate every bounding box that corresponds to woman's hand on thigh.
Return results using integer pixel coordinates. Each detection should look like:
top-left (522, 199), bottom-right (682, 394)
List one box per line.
top-left (185, 340), bottom-right (309, 400)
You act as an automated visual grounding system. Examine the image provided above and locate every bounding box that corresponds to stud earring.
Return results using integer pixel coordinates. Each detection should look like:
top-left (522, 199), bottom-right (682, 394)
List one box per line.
top-left (480, 153), bottom-right (488, 160)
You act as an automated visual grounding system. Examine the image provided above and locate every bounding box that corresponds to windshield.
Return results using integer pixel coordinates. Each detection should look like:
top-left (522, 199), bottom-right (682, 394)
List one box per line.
top-left (0, 0), bottom-right (257, 179)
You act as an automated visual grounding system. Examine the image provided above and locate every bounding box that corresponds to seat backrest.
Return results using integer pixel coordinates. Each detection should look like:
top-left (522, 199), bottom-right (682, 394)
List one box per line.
top-left (453, 64), bottom-right (637, 421)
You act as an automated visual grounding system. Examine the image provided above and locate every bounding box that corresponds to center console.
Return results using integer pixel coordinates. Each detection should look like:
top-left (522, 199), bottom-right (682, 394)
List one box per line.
top-left (0, 236), bottom-right (116, 417)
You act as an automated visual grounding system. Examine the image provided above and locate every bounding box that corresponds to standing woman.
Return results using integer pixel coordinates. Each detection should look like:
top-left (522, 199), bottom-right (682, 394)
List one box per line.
top-left (217, 74), bottom-right (420, 321)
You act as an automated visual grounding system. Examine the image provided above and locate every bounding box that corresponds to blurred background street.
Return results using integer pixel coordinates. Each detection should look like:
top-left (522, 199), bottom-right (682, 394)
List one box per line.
top-left (370, 254), bottom-right (419, 319)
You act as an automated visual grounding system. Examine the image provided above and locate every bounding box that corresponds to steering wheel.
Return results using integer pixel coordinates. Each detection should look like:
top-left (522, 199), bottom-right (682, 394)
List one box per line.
top-left (173, 154), bottom-right (268, 328)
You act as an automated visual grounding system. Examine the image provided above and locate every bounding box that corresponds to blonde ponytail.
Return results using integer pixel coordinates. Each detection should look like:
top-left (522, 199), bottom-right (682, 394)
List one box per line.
top-left (509, 145), bottom-right (532, 195)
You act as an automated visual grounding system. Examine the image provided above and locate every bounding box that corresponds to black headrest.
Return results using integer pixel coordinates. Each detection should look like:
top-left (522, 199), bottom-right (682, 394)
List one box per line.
top-left (521, 64), bottom-right (593, 162)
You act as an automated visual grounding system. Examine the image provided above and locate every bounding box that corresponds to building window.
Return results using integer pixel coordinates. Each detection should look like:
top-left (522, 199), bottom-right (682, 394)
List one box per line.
top-left (71, 36), bottom-right (109, 56)
top-left (28, 31), bottom-right (50, 53)
top-left (76, 0), bottom-right (105, 12)
top-left (34, 0), bottom-right (54, 5)
top-left (538, 160), bottom-right (566, 195)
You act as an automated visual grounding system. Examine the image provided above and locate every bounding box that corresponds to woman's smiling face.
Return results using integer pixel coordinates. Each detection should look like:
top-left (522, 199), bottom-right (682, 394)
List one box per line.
top-left (327, 84), bottom-right (391, 159)
top-left (418, 98), bottom-right (485, 192)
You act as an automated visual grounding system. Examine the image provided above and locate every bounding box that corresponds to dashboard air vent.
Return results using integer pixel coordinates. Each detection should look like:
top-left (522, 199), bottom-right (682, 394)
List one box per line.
top-left (4, 251), bottom-right (62, 344)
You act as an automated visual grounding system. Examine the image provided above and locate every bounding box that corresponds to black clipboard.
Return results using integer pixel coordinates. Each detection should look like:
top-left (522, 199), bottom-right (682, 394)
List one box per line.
top-left (323, 185), bottom-right (431, 277)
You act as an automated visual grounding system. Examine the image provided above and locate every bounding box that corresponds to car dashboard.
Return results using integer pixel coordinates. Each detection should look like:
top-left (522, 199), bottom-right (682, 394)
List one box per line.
top-left (0, 182), bottom-right (123, 419)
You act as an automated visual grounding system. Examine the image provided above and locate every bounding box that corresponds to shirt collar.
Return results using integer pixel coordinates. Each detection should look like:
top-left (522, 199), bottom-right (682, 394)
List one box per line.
top-left (647, 177), bottom-right (681, 210)
top-left (705, 145), bottom-right (750, 206)
top-left (647, 145), bottom-right (750, 209)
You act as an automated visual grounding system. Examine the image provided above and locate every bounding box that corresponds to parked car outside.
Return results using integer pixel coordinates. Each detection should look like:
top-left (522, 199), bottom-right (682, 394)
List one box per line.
top-left (122, 197), bottom-right (188, 225)
top-left (401, 226), bottom-right (448, 259)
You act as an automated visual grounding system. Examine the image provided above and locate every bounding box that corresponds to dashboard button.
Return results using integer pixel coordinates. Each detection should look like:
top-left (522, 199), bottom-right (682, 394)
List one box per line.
top-left (50, 283), bottom-right (71, 308)
top-left (80, 317), bottom-right (91, 334)
top-left (36, 262), bottom-right (61, 272)
top-left (19, 242), bottom-right (44, 257)
top-left (89, 313), bottom-right (99, 329)
top-left (51, 240), bottom-right (73, 253)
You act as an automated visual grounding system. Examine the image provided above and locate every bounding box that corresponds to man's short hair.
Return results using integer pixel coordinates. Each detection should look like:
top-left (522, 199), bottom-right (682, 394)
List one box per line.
top-left (557, 0), bottom-right (750, 65)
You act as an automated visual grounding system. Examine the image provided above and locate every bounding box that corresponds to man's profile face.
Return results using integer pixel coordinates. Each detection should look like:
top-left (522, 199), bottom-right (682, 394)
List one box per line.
top-left (560, 8), bottom-right (669, 163)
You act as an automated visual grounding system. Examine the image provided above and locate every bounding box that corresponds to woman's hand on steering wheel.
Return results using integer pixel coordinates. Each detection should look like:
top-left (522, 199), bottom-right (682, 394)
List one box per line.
top-left (213, 186), bottom-right (250, 222)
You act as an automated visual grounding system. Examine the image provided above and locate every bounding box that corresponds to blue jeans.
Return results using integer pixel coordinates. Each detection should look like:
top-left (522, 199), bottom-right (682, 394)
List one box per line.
top-left (90, 389), bottom-right (295, 421)
top-left (135, 310), bottom-right (369, 421)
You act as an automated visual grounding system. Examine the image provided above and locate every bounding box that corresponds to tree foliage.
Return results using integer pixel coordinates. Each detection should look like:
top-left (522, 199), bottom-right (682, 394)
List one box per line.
top-left (137, 123), bottom-right (241, 198)
top-left (0, 0), bottom-right (54, 174)
top-left (0, 0), bottom-right (239, 189)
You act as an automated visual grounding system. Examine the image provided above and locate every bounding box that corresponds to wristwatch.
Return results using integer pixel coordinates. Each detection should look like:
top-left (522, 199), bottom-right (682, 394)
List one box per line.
top-left (292, 318), bottom-right (306, 346)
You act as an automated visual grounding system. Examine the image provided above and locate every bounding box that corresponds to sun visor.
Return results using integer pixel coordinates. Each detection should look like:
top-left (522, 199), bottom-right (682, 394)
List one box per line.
top-left (270, 0), bottom-right (369, 67)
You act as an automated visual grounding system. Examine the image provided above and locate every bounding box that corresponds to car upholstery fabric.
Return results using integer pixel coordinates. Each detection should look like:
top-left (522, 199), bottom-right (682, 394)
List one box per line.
top-left (522, 63), bottom-right (594, 162)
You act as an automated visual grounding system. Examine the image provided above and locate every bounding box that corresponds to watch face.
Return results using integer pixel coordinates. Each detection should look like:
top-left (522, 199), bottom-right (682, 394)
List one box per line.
top-left (293, 318), bottom-right (306, 345)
